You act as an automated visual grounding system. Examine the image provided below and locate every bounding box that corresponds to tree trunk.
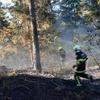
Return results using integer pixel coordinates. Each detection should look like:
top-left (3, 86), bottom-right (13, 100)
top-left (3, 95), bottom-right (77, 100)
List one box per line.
top-left (29, 0), bottom-right (42, 73)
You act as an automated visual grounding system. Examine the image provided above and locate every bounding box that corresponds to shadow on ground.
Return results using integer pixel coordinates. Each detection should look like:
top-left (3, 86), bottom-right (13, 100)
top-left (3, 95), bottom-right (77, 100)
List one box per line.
top-left (0, 74), bottom-right (100, 100)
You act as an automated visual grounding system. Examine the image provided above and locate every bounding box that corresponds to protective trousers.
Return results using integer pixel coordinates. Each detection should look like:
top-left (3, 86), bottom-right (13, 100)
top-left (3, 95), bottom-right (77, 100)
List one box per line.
top-left (74, 72), bottom-right (91, 86)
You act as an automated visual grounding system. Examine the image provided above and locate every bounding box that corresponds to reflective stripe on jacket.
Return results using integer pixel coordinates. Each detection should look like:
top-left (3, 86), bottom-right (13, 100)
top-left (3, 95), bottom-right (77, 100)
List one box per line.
top-left (76, 58), bottom-right (87, 65)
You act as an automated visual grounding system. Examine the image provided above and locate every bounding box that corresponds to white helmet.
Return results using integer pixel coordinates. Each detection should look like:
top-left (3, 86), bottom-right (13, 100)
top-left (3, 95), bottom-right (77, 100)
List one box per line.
top-left (73, 45), bottom-right (81, 51)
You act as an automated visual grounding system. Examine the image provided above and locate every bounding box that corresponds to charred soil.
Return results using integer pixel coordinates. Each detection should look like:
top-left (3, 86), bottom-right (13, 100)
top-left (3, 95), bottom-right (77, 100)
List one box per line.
top-left (0, 74), bottom-right (100, 100)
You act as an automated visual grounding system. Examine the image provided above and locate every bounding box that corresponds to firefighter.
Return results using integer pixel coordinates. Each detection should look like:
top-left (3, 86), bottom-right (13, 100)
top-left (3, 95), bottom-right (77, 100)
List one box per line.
top-left (58, 47), bottom-right (66, 63)
top-left (73, 45), bottom-right (93, 86)
top-left (54, 36), bottom-right (66, 64)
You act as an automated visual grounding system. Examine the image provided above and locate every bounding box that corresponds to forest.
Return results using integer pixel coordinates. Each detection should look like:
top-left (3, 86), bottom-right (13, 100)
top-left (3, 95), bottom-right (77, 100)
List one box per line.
top-left (0, 0), bottom-right (100, 100)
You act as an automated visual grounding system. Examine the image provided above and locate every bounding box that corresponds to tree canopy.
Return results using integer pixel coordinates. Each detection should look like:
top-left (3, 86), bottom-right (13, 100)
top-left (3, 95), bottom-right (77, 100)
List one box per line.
top-left (0, 0), bottom-right (100, 70)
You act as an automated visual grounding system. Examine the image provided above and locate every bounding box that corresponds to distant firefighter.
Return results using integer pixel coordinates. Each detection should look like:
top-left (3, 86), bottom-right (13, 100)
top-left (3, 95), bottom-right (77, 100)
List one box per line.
top-left (54, 36), bottom-right (66, 64)
top-left (58, 47), bottom-right (66, 63)
top-left (73, 45), bottom-right (93, 86)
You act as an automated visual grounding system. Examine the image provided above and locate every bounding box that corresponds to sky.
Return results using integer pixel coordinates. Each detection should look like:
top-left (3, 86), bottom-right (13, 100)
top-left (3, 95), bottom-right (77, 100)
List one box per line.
top-left (0, 0), bottom-right (13, 19)
top-left (0, 0), bottom-right (14, 6)
top-left (0, 0), bottom-right (12, 4)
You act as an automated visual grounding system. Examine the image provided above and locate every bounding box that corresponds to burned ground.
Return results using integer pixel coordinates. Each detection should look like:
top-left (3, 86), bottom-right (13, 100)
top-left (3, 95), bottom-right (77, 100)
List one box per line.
top-left (0, 74), bottom-right (100, 100)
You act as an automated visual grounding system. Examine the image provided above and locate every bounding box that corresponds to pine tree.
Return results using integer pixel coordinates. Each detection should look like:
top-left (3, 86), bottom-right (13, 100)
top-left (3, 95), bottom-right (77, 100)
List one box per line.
top-left (29, 0), bottom-right (42, 73)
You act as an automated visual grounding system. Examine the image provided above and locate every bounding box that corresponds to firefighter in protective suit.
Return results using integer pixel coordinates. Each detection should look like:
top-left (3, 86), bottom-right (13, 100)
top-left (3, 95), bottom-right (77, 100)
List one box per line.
top-left (58, 47), bottom-right (66, 63)
top-left (73, 45), bottom-right (93, 86)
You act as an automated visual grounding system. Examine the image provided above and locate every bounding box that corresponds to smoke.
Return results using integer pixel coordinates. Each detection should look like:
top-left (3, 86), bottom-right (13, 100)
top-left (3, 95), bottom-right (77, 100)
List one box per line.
top-left (41, 15), bottom-right (100, 71)
top-left (40, 18), bottom-right (76, 71)
top-left (0, 19), bottom-right (99, 72)
top-left (0, 45), bottom-right (32, 70)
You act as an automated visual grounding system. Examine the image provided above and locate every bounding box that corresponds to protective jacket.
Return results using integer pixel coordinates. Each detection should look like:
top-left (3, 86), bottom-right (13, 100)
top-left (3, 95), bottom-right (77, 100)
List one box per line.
top-left (75, 50), bottom-right (88, 72)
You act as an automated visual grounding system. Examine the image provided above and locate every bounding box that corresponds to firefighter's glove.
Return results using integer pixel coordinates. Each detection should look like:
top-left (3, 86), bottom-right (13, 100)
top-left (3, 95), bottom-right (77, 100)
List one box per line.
top-left (73, 65), bottom-right (77, 69)
top-left (86, 57), bottom-right (88, 61)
